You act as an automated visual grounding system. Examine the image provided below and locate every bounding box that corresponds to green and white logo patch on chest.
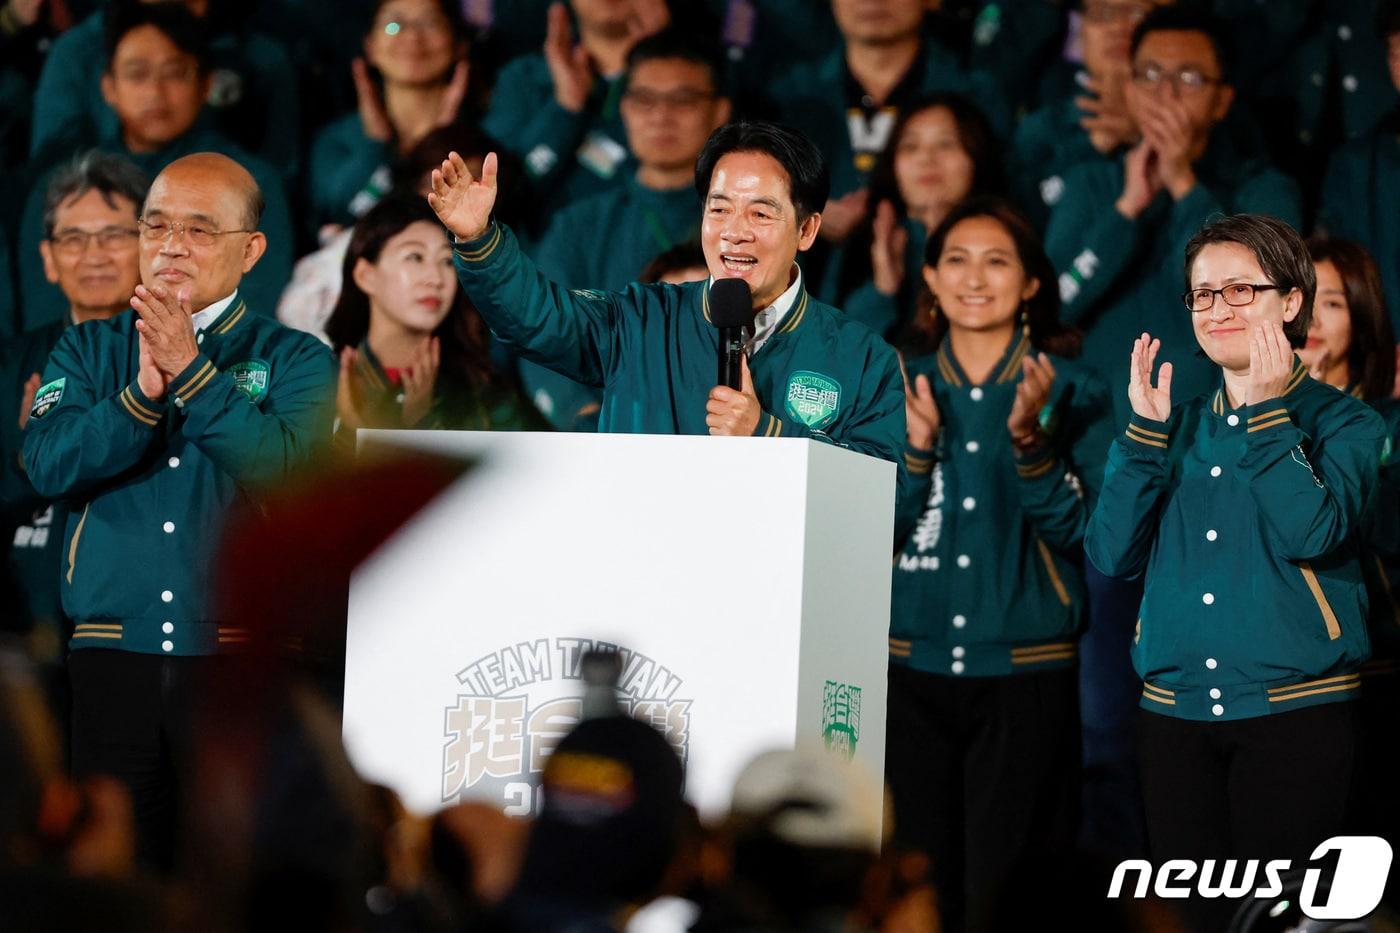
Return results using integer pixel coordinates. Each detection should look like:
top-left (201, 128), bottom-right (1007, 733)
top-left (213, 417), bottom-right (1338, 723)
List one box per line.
top-left (784, 370), bottom-right (842, 430)
top-left (227, 360), bottom-right (271, 404)
top-left (29, 377), bottom-right (65, 419)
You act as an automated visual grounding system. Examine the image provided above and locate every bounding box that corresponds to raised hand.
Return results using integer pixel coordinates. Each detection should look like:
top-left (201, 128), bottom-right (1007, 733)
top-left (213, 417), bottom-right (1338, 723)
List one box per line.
top-left (817, 189), bottom-right (869, 244)
top-left (1007, 352), bottom-right (1056, 445)
top-left (336, 347), bottom-right (366, 431)
top-left (1128, 332), bottom-right (1173, 422)
top-left (544, 1), bottom-right (593, 113)
top-left (1137, 94), bottom-right (1196, 198)
top-left (18, 372), bottom-right (41, 429)
top-left (428, 150), bottom-right (498, 242)
top-left (131, 285), bottom-right (198, 379)
top-left (900, 357), bottom-right (941, 450)
top-left (1245, 319), bottom-right (1295, 406)
top-left (706, 354), bottom-right (761, 436)
top-left (1115, 141), bottom-right (1161, 220)
top-left (1077, 71), bottom-right (1137, 154)
top-left (871, 200), bottom-right (909, 297)
top-left (352, 57), bottom-right (394, 143)
top-left (401, 337), bottom-right (441, 427)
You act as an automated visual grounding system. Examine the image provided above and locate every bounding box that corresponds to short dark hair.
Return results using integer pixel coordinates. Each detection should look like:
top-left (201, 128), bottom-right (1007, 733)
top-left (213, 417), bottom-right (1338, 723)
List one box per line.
top-left (640, 240), bottom-right (707, 283)
top-left (1129, 6), bottom-right (1231, 83)
top-left (104, 0), bottom-right (211, 73)
top-left (1305, 236), bottom-right (1398, 401)
top-left (1183, 214), bottom-right (1315, 348)
top-left (43, 150), bottom-right (149, 238)
top-left (910, 196), bottom-right (1079, 357)
top-left (625, 29), bottom-right (723, 93)
top-left (694, 121), bottom-right (830, 224)
top-left (241, 182), bottom-right (265, 231)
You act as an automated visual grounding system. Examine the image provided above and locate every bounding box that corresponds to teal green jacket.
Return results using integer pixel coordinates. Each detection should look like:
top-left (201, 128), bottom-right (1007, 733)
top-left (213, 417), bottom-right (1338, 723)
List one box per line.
top-left (1044, 137), bottom-right (1302, 429)
top-left (307, 113), bottom-right (394, 232)
top-left (891, 334), bottom-right (1113, 677)
top-left (1085, 361), bottom-right (1387, 722)
top-left (1010, 92), bottom-right (1115, 231)
top-left (16, 127), bottom-right (294, 332)
top-left (525, 177), bottom-right (700, 430)
top-left (453, 222), bottom-right (905, 464)
top-left (1319, 121), bottom-right (1400, 336)
top-left (28, 10), bottom-right (301, 178)
top-left (21, 296), bottom-right (336, 655)
top-left (768, 46), bottom-right (1011, 199)
top-left (1, 320), bottom-right (67, 643)
top-left (480, 53), bottom-right (629, 214)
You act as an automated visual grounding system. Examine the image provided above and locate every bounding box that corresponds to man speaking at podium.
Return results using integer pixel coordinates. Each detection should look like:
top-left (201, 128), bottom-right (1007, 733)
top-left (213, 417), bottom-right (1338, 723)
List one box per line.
top-left (429, 121), bottom-right (905, 464)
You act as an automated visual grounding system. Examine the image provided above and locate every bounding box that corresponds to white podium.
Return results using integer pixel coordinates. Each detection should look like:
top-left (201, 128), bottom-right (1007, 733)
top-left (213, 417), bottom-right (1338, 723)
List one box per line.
top-left (342, 431), bottom-right (895, 843)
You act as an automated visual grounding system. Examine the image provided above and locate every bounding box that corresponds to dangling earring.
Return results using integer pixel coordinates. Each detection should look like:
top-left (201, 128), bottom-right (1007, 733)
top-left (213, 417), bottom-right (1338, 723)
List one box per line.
top-left (1018, 303), bottom-right (1030, 336)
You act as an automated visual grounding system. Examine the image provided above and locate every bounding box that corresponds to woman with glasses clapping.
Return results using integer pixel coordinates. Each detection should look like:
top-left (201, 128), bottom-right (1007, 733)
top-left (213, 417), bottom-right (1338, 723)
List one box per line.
top-left (1085, 215), bottom-right (1388, 909)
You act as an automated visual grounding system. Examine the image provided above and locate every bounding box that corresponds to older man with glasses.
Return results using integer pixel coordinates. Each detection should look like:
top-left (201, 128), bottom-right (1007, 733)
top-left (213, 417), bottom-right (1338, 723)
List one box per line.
top-left (20, 151), bottom-right (335, 871)
top-left (1, 150), bottom-right (147, 713)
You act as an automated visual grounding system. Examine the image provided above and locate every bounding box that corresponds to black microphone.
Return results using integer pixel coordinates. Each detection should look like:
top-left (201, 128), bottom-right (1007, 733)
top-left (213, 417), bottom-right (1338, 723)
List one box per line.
top-left (710, 278), bottom-right (755, 390)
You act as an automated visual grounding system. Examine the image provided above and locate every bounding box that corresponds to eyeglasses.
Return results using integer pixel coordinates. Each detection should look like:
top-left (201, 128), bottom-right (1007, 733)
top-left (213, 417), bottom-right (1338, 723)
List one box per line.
top-left (622, 88), bottom-right (715, 113)
top-left (138, 218), bottom-right (253, 248)
top-left (379, 16), bottom-right (450, 37)
top-left (114, 62), bottom-right (199, 85)
top-left (1182, 283), bottom-right (1283, 312)
top-left (1132, 64), bottom-right (1222, 93)
top-left (48, 227), bottom-right (139, 255)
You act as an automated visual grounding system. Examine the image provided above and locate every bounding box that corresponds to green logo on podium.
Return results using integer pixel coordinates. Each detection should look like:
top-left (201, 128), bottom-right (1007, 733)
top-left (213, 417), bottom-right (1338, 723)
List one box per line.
top-left (822, 679), bottom-right (861, 761)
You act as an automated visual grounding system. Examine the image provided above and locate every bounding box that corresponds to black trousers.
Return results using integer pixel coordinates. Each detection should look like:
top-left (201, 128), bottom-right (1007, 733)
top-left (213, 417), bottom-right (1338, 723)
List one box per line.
top-left (885, 663), bottom-right (1080, 933)
top-left (1136, 703), bottom-right (1358, 865)
top-left (68, 649), bottom-right (220, 872)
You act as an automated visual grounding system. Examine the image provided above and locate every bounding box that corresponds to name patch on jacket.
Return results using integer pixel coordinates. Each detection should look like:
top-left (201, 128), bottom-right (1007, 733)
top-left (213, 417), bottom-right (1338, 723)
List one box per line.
top-left (785, 371), bottom-right (841, 430)
top-left (29, 377), bottom-right (65, 419)
top-left (228, 360), bottom-right (270, 404)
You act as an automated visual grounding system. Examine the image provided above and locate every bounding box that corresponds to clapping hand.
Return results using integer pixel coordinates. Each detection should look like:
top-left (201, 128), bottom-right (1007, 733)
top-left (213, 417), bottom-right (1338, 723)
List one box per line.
top-left (544, 1), bottom-right (593, 112)
top-left (1244, 319), bottom-right (1294, 406)
top-left (900, 357), bottom-right (941, 450)
top-left (400, 337), bottom-right (441, 427)
top-left (871, 200), bottom-right (909, 297)
top-left (1007, 353), bottom-right (1056, 445)
top-left (1128, 332), bottom-right (1172, 422)
top-left (429, 151), bottom-right (498, 242)
top-left (131, 285), bottom-right (198, 392)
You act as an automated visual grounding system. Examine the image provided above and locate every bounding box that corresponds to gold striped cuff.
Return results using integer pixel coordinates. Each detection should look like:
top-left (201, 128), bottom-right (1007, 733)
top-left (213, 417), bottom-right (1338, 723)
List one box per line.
top-left (173, 359), bottom-right (219, 403)
top-left (1247, 409), bottom-right (1292, 433)
top-left (119, 386), bottom-right (161, 427)
top-left (1016, 456), bottom-right (1058, 479)
top-left (453, 224), bottom-right (503, 263)
top-left (1125, 422), bottom-right (1168, 449)
top-left (905, 451), bottom-right (934, 475)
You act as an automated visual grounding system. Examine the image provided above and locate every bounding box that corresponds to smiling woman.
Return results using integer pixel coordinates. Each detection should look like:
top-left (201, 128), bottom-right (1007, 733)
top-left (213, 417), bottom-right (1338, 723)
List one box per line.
top-left (324, 195), bottom-right (543, 437)
top-left (1086, 214), bottom-right (1390, 896)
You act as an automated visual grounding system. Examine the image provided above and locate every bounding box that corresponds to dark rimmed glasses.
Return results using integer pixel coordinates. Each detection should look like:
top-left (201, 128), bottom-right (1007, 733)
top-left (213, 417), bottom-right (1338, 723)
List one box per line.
top-left (1182, 283), bottom-right (1283, 312)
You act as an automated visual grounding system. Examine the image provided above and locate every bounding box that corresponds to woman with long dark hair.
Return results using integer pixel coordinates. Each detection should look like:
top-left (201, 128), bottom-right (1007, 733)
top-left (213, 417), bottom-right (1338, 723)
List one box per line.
top-left (821, 93), bottom-right (1003, 340)
top-left (325, 194), bottom-right (543, 435)
top-left (889, 197), bottom-right (1110, 931)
